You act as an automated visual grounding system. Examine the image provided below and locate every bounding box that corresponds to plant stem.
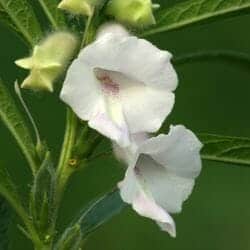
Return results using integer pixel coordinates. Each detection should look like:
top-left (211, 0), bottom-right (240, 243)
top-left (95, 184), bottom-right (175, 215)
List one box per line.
top-left (38, 0), bottom-right (60, 30)
top-left (56, 108), bottom-right (78, 205)
top-left (81, 11), bottom-right (95, 48)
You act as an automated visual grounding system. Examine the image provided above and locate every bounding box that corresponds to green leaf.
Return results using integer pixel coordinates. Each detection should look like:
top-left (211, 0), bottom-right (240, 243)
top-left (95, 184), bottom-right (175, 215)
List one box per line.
top-left (30, 152), bottom-right (56, 236)
top-left (0, 0), bottom-right (42, 46)
top-left (0, 165), bottom-right (35, 241)
top-left (38, 0), bottom-right (66, 29)
top-left (142, 0), bottom-right (250, 36)
top-left (56, 189), bottom-right (126, 248)
top-left (0, 166), bottom-right (25, 220)
top-left (0, 79), bottom-right (38, 174)
top-left (78, 189), bottom-right (126, 237)
top-left (199, 133), bottom-right (250, 166)
top-left (54, 225), bottom-right (82, 250)
top-left (0, 197), bottom-right (11, 250)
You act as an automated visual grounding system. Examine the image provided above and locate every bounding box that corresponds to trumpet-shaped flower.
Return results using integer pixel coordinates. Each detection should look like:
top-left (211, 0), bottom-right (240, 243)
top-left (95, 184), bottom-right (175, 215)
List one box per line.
top-left (117, 125), bottom-right (202, 237)
top-left (60, 24), bottom-right (178, 146)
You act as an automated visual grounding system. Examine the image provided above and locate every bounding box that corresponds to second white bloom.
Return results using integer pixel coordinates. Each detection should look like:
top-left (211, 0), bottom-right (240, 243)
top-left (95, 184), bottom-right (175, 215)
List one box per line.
top-left (117, 125), bottom-right (203, 237)
top-left (60, 24), bottom-right (178, 147)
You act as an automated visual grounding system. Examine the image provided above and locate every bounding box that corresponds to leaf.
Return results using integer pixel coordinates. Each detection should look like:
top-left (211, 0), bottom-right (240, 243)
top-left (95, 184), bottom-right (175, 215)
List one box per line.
top-left (54, 225), bottom-right (82, 250)
top-left (0, 165), bottom-right (25, 223)
top-left (30, 152), bottom-right (56, 236)
top-left (78, 189), bottom-right (126, 237)
top-left (199, 133), bottom-right (250, 166)
top-left (0, 0), bottom-right (42, 46)
top-left (0, 197), bottom-right (11, 250)
top-left (56, 189), bottom-right (126, 248)
top-left (38, 0), bottom-right (66, 29)
top-left (142, 0), bottom-right (250, 36)
top-left (0, 79), bottom-right (38, 174)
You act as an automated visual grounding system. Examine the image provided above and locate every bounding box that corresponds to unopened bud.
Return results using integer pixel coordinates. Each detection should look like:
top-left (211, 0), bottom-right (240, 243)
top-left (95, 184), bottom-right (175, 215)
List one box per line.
top-left (106, 0), bottom-right (157, 28)
top-left (15, 32), bottom-right (78, 92)
top-left (58, 0), bottom-right (101, 16)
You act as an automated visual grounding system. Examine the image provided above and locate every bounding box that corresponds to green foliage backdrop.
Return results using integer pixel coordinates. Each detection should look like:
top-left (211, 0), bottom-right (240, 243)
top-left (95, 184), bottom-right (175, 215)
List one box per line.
top-left (1, 0), bottom-right (250, 249)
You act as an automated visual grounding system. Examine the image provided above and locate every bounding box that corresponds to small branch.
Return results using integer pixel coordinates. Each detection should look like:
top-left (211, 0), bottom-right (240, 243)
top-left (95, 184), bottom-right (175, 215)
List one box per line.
top-left (173, 50), bottom-right (250, 66)
top-left (81, 12), bottom-right (95, 48)
top-left (38, 0), bottom-right (59, 30)
top-left (14, 81), bottom-right (42, 149)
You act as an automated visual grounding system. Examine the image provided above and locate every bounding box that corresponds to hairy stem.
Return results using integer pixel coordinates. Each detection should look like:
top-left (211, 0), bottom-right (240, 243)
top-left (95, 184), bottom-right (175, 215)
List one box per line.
top-left (56, 108), bottom-right (78, 206)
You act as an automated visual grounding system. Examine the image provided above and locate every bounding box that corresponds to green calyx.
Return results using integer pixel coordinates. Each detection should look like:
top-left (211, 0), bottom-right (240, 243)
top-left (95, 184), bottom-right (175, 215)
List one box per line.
top-left (58, 0), bottom-right (102, 16)
top-left (15, 32), bottom-right (78, 92)
top-left (106, 0), bottom-right (157, 28)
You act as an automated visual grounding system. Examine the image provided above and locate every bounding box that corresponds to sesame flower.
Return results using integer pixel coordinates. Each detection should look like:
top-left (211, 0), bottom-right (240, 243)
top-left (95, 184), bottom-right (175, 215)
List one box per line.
top-left (117, 125), bottom-right (202, 237)
top-left (60, 23), bottom-right (177, 146)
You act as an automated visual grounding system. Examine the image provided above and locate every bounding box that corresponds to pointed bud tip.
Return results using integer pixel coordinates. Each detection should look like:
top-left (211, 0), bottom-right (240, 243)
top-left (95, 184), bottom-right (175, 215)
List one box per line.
top-left (57, 0), bottom-right (94, 16)
top-left (105, 0), bottom-right (157, 28)
top-left (16, 31), bottom-right (78, 93)
top-left (96, 22), bottom-right (130, 40)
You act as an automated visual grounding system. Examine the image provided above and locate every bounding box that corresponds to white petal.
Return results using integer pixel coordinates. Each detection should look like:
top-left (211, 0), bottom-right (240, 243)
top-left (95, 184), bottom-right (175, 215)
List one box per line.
top-left (135, 154), bottom-right (195, 214)
top-left (60, 57), bottom-right (102, 120)
top-left (96, 22), bottom-right (130, 40)
top-left (113, 133), bottom-right (149, 164)
top-left (61, 51), bottom-right (130, 146)
top-left (119, 167), bottom-right (176, 237)
top-left (139, 125), bottom-right (203, 179)
top-left (120, 84), bottom-right (175, 133)
top-left (89, 102), bottom-right (130, 147)
top-left (116, 37), bottom-right (178, 90)
top-left (81, 34), bottom-right (177, 90)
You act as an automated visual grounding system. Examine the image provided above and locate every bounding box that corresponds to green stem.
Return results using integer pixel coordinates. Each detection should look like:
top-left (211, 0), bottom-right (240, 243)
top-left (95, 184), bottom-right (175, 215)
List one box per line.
top-left (81, 11), bottom-right (95, 48)
top-left (56, 108), bottom-right (78, 203)
top-left (173, 50), bottom-right (250, 66)
top-left (38, 0), bottom-right (59, 30)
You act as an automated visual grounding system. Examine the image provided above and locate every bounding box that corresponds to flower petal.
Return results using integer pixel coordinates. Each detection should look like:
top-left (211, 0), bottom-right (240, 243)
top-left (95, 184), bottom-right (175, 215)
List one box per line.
top-left (81, 34), bottom-right (178, 90)
top-left (60, 50), bottom-right (130, 146)
top-left (113, 133), bottom-right (149, 164)
top-left (119, 167), bottom-right (176, 237)
top-left (89, 101), bottom-right (130, 147)
top-left (139, 125), bottom-right (203, 179)
top-left (120, 84), bottom-right (175, 133)
top-left (60, 57), bottom-right (102, 120)
top-left (135, 154), bottom-right (195, 214)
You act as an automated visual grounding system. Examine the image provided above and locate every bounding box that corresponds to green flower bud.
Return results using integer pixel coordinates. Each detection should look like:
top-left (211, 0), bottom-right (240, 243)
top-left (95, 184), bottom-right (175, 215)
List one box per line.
top-left (15, 32), bottom-right (78, 92)
top-left (106, 0), bottom-right (157, 28)
top-left (58, 0), bottom-right (101, 16)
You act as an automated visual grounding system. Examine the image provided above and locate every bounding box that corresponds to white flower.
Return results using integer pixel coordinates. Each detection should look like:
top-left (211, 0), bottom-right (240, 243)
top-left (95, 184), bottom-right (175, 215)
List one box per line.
top-left (118, 125), bottom-right (203, 237)
top-left (60, 23), bottom-right (178, 147)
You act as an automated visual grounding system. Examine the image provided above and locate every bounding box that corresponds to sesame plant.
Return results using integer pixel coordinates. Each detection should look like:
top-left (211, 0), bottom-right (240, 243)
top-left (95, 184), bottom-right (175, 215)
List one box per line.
top-left (0, 0), bottom-right (250, 249)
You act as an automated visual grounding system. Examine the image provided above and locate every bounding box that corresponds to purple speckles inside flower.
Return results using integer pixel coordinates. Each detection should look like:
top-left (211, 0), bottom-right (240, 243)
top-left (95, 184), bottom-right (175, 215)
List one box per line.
top-left (95, 68), bottom-right (120, 96)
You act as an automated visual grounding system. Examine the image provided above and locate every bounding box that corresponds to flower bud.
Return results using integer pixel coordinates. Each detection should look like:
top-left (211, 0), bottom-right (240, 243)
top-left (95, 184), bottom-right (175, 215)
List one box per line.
top-left (96, 22), bottom-right (130, 40)
top-left (15, 32), bottom-right (78, 92)
top-left (58, 0), bottom-right (101, 16)
top-left (105, 0), bottom-right (157, 28)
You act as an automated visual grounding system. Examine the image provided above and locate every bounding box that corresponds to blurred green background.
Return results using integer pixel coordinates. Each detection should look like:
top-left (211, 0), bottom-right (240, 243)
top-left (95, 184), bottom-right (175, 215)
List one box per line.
top-left (1, 0), bottom-right (250, 249)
